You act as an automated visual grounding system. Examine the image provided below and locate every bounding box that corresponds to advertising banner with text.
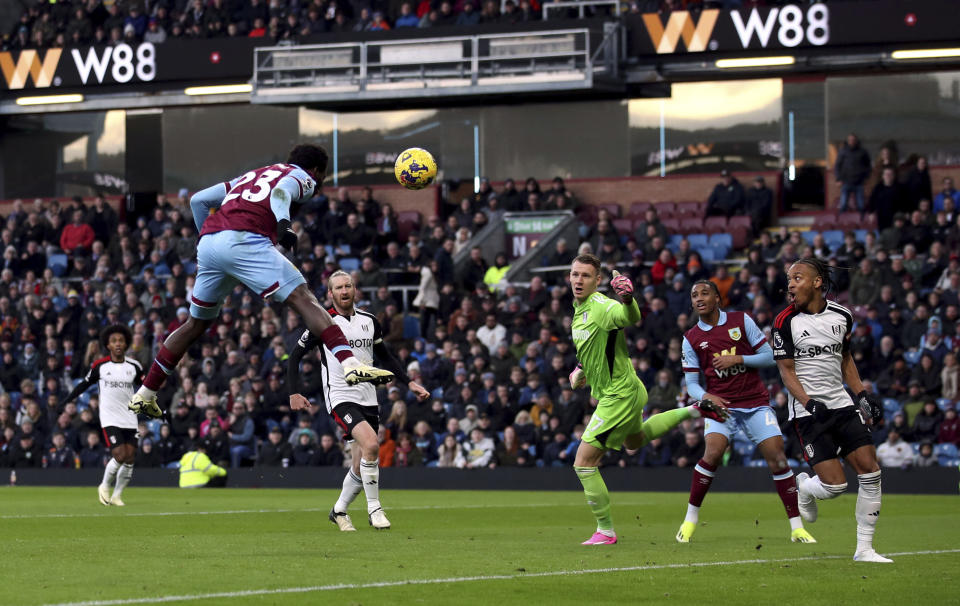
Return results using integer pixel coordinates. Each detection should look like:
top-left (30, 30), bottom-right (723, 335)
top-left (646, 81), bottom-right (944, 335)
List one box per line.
top-left (625, 0), bottom-right (959, 58)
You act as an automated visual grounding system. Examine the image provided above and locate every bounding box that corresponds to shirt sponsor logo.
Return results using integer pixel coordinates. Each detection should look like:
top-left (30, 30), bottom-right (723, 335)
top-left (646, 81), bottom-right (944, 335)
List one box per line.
top-left (572, 329), bottom-right (591, 342)
top-left (349, 338), bottom-right (374, 349)
top-left (795, 343), bottom-right (842, 357)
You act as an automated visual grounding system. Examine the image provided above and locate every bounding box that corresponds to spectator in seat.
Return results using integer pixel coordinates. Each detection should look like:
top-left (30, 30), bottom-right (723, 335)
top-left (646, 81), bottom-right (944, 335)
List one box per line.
top-left (911, 401), bottom-right (943, 444)
top-left (705, 169), bottom-right (745, 218)
top-left (868, 166), bottom-right (910, 231)
top-left (933, 176), bottom-right (960, 213)
top-left (915, 442), bottom-right (937, 467)
top-left (634, 208), bottom-right (669, 247)
top-left (60, 210), bottom-right (95, 256)
top-left (834, 133), bottom-right (871, 212)
top-left (312, 433), bottom-right (345, 466)
top-left (745, 175), bottom-right (773, 235)
top-left (395, 2), bottom-right (420, 27)
top-left (876, 427), bottom-right (913, 468)
top-left (850, 258), bottom-right (881, 307)
top-left (672, 431), bottom-right (704, 468)
top-left (638, 436), bottom-right (671, 467)
top-left (257, 427), bottom-right (293, 467)
top-left (937, 407), bottom-right (960, 445)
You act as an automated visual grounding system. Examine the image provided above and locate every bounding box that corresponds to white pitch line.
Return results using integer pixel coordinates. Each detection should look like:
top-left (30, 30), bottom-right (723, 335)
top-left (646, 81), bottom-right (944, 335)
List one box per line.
top-left (0, 502), bottom-right (589, 520)
top-left (37, 549), bottom-right (960, 606)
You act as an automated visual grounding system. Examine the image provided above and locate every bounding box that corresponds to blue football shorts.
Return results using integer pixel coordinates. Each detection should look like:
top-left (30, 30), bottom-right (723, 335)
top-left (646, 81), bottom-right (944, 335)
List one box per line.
top-left (190, 230), bottom-right (306, 320)
top-left (703, 405), bottom-right (783, 445)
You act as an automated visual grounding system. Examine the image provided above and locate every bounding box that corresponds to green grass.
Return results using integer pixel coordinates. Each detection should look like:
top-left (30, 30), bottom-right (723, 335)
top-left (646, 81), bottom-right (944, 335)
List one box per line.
top-left (2, 486), bottom-right (957, 606)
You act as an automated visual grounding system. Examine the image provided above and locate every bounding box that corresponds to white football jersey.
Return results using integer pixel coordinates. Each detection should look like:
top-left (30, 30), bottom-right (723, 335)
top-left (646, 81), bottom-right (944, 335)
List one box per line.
top-left (82, 356), bottom-right (143, 429)
top-left (772, 300), bottom-right (854, 420)
top-left (298, 307), bottom-right (382, 412)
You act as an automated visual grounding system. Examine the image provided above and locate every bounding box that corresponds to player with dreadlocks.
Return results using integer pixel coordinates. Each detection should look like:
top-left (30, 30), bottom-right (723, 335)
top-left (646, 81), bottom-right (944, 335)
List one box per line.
top-left (771, 257), bottom-right (889, 563)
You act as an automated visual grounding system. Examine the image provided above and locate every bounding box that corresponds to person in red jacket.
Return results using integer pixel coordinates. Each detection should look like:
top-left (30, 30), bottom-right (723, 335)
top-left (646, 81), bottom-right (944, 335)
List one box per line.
top-left (59, 209), bottom-right (95, 255)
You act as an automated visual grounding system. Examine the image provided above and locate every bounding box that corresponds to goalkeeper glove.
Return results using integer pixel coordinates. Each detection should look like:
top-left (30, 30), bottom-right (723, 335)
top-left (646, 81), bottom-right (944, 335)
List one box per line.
top-left (856, 390), bottom-right (883, 425)
top-left (277, 219), bottom-right (298, 251)
top-left (610, 269), bottom-right (634, 297)
top-left (569, 363), bottom-right (586, 389)
top-left (804, 398), bottom-right (830, 423)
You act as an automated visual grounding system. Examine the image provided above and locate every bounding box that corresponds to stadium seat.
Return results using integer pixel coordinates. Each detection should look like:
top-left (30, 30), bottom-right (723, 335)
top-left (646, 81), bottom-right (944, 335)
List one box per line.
top-left (937, 398), bottom-right (955, 411)
top-left (811, 212), bottom-right (838, 230)
top-left (654, 202), bottom-right (676, 216)
top-left (680, 217), bottom-right (703, 234)
top-left (47, 253), bottom-right (68, 277)
top-left (709, 244), bottom-right (730, 260)
top-left (727, 215), bottom-right (751, 230)
top-left (698, 247), bottom-right (717, 263)
top-left (661, 218), bottom-right (681, 234)
top-left (595, 203), bottom-right (621, 218)
top-left (801, 230), bottom-right (818, 246)
top-left (628, 202), bottom-right (652, 218)
top-left (675, 202), bottom-right (701, 218)
top-left (709, 233), bottom-right (733, 250)
top-left (787, 458), bottom-right (801, 468)
top-left (687, 234), bottom-right (709, 249)
top-left (862, 213), bottom-right (878, 230)
top-left (734, 442), bottom-right (755, 461)
top-left (403, 315), bottom-right (420, 339)
top-left (935, 443), bottom-right (958, 459)
top-left (704, 216), bottom-right (727, 233)
top-left (911, 443), bottom-right (921, 454)
top-left (823, 230), bottom-right (845, 248)
top-left (837, 213), bottom-right (861, 229)
top-left (338, 257), bottom-right (360, 272)
top-left (747, 459), bottom-right (767, 468)
top-left (882, 398), bottom-right (902, 415)
top-left (730, 225), bottom-right (751, 249)
top-left (396, 211), bottom-right (421, 242)
top-left (612, 218), bottom-right (633, 237)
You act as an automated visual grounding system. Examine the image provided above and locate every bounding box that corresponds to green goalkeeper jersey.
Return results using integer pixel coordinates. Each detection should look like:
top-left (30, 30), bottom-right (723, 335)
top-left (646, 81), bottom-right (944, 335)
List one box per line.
top-left (571, 291), bottom-right (642, 402)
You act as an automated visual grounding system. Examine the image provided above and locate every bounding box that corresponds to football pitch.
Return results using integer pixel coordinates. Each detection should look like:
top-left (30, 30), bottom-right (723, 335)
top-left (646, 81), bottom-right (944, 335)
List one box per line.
top-left (2, 487), bottom-right (957, 606)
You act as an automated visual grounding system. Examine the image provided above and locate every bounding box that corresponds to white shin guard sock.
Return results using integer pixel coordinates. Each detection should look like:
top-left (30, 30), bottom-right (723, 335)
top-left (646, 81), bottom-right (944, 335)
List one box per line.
top-left (334, 470), bottom-right (363, 514)
top-left (855, 471), bottom-right (882, 552)
top-left (360, 458), bottom-right (381, 513)
top-left (803, 475), bottom-right (847, 500)
top-left (101, 458), bottom-right (121, 488)
top-left (113, 463), bottom-right (134, 497)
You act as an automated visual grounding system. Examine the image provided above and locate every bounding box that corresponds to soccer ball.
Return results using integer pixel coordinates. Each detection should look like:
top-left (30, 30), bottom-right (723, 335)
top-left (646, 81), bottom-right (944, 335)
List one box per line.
top-left (394, 148), bottom-right (437, 190)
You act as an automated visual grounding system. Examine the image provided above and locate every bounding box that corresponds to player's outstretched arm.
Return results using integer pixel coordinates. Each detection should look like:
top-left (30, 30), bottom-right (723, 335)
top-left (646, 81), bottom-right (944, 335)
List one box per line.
top-left (373, 341), bottom-right (429, 401)
top-left (609, 270), bottom-right (641, 326)
top-left (190, 183), bottom-right (227, 231)
top-left (286, 330), bottom-right (316, 410)
top-left (62, 375), bottom-right (96, 407)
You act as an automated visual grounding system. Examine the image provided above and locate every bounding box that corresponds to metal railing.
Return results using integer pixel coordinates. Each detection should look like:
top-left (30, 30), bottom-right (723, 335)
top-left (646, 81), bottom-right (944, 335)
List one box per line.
top-left (252, 27), bottom-right (613, 102)
top-left (542, 0), bottom-right (621, 20)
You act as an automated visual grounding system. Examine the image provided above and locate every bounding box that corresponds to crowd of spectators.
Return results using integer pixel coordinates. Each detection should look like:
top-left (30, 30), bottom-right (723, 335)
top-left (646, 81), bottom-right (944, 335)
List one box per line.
top-left (3, 0), bottom-right (834, 52)
top-left (1, 137), bottom-right (959, 473)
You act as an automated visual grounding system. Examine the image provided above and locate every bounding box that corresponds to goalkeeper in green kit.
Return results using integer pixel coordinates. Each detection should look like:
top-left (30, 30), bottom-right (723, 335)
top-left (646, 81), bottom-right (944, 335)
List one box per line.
top-left (568, 254), bottom-right (730, 545)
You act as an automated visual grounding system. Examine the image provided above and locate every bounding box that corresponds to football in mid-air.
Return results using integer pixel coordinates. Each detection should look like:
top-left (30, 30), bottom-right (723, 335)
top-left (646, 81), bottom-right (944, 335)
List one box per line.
top-left (394, 147), bottom-right (437, 190)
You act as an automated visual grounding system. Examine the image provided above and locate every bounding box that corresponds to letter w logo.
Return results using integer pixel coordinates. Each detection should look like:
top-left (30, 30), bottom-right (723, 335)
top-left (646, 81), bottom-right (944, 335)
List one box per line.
top-left (641, 10), bottom-right (719, 54)
top-left (0, 49), bottom-right (62, 89)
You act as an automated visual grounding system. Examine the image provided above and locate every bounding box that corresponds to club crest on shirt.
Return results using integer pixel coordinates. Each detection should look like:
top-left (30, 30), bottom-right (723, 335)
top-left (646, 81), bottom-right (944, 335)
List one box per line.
top-left (344, 413), bottom-right (353, 424)
top-left (728, 327), bottom-right (741, 341)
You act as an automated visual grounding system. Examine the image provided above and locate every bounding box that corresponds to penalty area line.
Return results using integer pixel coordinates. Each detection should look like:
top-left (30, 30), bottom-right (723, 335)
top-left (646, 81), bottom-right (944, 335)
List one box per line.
top-left (39, 549), bottom-right (960, 606)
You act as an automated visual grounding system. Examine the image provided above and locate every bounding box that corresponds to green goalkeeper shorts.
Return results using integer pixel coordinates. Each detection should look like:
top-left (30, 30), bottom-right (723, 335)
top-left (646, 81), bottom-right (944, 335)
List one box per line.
top-left (581, 379), bottom-right (648, 451)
